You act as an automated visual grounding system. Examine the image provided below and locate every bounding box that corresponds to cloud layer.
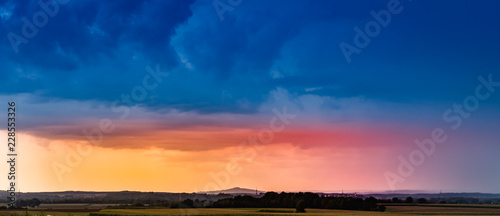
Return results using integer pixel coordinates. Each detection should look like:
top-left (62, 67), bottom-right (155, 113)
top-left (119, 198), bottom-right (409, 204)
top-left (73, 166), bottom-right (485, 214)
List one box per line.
top-left (1, 0), bottom-right (500, 192)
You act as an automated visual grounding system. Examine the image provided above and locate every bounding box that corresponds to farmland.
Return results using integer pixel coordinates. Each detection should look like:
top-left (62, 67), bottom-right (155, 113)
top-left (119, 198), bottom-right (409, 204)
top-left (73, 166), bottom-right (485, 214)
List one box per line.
top-left (2, 204), bottom-right (500, 216)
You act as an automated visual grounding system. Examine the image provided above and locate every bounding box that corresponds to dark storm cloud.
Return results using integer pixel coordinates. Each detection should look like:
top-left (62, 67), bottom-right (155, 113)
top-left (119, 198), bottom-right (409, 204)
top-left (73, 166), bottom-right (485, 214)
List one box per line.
top-left (1, 0), bottom-right (500, 113)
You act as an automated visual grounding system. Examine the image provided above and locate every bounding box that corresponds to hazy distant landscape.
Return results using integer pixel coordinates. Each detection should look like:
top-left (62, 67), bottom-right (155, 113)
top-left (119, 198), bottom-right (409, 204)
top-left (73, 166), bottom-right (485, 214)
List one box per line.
top-left (2, 0), bottom-right (500, 215)
top-left (2, 188), bottom-right (500, 215)
top-left (3, 187), bottom-right (500, 204)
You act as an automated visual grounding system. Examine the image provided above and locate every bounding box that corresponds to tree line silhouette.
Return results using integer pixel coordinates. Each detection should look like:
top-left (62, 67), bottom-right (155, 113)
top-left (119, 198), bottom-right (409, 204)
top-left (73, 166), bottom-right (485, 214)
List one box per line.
top-left (211, 192), bottom-right (386, 211)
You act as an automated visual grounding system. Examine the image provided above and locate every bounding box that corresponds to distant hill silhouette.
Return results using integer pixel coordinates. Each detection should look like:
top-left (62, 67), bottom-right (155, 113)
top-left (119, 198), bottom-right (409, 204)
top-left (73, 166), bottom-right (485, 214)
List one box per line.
top-left (3, 189), bottom-right (500, 203)
top-left (199, 187), bottom-right (264, 195)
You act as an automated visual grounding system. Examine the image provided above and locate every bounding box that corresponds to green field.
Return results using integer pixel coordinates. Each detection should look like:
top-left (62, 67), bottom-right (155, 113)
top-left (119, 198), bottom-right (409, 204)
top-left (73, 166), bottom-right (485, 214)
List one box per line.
top-left (37, 204), bottom-right (115, 209)
top-left (1, 204), bottom-right (500, 216)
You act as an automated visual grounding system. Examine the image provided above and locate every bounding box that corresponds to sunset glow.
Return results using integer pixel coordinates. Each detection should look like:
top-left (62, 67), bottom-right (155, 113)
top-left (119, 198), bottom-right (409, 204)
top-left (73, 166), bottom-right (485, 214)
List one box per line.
top-left (1, 0), bottom-right (500, 194)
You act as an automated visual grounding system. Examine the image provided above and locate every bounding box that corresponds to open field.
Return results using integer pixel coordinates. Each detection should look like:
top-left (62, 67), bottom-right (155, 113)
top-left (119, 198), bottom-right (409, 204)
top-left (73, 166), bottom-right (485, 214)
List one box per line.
top-left (37, 204), bottom-right (115, 209)
top-left (94, 206), bottom-right (500, 216)
top-left (1, 205), bottom-right (500, 216)
top-left (95, 208), bottom-right (388, 216)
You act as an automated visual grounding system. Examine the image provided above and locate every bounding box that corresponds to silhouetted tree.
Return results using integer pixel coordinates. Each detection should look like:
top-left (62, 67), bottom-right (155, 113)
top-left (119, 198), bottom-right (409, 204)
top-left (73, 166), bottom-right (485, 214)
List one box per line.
top-left (31, 198), bottom-right (41, 207)
top-left (296, 200), bottom-right (305, 213)
top-left (169, 202), bottom-right (179, 208)
top-left (417, 198), bottom-right (427, 204)
top-left (405, 197), bottom-right (414, 203)
top-left (362, 197), bottom-right (378, 211)
top-left (181, 199), bottom-right (194, 208)
top-left (210, 192), bottom-right (384, 212)
top-left (16, 200), bottom-right (27, 207)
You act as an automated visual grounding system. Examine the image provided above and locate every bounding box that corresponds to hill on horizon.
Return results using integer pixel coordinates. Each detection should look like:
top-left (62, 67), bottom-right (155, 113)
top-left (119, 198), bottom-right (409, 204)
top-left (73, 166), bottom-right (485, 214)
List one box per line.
top-left (200, 187), bottom-right (264, 195)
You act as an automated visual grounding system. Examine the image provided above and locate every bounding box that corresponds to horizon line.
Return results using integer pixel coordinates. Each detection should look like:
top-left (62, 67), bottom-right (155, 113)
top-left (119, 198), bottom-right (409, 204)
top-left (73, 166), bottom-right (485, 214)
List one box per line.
top-left (7, 188), bottom-right (500, 195)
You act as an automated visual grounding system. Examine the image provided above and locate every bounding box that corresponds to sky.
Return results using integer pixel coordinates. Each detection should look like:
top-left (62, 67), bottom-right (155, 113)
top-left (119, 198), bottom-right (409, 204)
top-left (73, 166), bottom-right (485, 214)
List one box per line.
top-left (0, 0), bottom-right (500, 193)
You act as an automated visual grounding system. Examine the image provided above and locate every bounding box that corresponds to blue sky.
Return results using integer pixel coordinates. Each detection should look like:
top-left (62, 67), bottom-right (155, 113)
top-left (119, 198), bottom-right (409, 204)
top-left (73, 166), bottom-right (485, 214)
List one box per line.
top-left (1, 0), bottom-right (500, 192)
top-left (2, 0), bottom-right (499, 111)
